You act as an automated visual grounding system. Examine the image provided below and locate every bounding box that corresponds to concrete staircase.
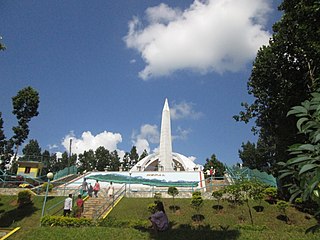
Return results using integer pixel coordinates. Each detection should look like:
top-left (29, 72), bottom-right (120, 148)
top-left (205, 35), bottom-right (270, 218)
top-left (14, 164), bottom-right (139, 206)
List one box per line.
top-left (82, 197), bottom-right (110, 219)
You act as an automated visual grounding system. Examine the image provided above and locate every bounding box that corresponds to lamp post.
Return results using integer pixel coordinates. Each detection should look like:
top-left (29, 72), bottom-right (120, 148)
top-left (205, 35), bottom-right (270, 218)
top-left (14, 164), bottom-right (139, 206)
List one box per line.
top-left (129, 171), bottom-right (132, 197)
top-left (41, 172), bottom-right (54, 219)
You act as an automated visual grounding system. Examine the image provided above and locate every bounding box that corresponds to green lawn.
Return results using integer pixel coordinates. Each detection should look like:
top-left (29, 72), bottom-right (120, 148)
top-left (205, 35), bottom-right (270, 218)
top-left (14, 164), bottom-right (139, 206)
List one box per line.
top-left (1, 195), bottom-right (320, 240)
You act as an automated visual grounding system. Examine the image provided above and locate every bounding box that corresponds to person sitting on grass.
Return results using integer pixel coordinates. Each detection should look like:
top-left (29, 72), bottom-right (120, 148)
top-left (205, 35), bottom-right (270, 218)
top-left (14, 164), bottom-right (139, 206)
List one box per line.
top-left (149, 201), bottom-right (169, 233)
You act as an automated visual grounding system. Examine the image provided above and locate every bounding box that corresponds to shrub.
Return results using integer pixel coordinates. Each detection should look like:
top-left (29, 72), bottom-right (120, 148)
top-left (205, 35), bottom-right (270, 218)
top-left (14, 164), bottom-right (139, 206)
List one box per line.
top-left (41, 215), bottom-right (94, 227)
top-left (42, 182), bottom-right (53, 192)
top-left (212, 189), bottom-right (224, 210)
top-left (294, 198), bottom-right (303, 204)
top-left (17, 190), bottom-right (33, 207)
top-left (168, 187), bottom-right (179, 212)
top-left (191, 191), bottom-right (203, 214)
top-left (147, 202), bottom-right (157, 214)
top-left (154, 192), bottom-right (162, 200)
top-left (277, 200), bottom-right (290, 223)
top-left (190, 191), bottom-right (204, 223)
top-left (264, 187), bottom-right (277, 203)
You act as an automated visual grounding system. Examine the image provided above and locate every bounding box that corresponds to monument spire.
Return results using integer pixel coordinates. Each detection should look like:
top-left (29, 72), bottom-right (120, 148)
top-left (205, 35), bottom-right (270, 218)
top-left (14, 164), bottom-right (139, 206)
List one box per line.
top-left (159, 98), bottom-right (173, 171)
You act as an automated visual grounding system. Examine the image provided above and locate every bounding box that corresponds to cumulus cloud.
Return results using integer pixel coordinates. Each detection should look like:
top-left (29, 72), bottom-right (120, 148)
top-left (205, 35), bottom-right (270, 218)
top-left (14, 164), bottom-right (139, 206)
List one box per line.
top-left (48, 144), bottom-right (58, 150)
top-left (132, 124), bottom-right (159, 154)
top-left (124, 0), bottom-right (272, 79)
top-left (61, 131), bottom-right (123, 157)
top-left (170, 101), bottom-right (203, 120)
top-left (172, 126), bottom-right (192, 140)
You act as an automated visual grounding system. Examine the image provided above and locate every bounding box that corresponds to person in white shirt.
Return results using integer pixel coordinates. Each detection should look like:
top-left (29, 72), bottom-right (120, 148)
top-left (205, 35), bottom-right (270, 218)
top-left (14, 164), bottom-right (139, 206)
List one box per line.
top-left (63, 194), bottom-right (73, 216)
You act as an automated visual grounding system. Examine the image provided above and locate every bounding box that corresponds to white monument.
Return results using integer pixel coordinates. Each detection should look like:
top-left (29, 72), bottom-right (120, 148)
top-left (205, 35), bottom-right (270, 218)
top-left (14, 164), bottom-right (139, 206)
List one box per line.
top-left (130, 99), bottom-right (203, 172)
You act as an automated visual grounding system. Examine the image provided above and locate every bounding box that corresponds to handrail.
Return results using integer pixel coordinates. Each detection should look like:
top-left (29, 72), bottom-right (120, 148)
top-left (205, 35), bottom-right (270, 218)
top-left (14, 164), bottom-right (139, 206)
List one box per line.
top-left (45, 186), bottom-right (83, 216)
top-left (93, 184), bottom-right (126, 220)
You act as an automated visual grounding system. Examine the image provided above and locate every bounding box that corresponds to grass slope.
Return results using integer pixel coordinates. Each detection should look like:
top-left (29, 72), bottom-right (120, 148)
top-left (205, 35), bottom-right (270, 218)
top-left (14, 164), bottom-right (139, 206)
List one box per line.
top-left (0, 195), bottom-right (319, 240)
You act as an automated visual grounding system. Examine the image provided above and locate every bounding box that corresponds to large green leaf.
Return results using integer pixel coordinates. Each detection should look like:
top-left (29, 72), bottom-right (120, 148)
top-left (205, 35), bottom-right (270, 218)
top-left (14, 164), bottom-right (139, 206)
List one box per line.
top-left (299, 164), bottom-right (319, 175)
top-left (287, 156), bottom-right (312, 165)
top-left (297, 144), bottom-right (315, 152)
top-left (287, 106), bottom-right (308, 116)
top-left (296, 117), bottom-right (309, 131)
top-left (279, 171), bottom-right (293, 179)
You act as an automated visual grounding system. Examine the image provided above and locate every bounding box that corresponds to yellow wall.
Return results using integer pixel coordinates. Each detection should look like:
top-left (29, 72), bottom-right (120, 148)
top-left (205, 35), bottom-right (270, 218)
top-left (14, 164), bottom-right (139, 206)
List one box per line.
top-left (17, 167), bottom-right (40, 178)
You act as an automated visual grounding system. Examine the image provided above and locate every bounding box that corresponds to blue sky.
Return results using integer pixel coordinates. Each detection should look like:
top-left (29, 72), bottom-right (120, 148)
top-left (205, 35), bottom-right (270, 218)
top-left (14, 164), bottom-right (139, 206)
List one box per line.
top-left (0, 0), bottom-right (282, 166)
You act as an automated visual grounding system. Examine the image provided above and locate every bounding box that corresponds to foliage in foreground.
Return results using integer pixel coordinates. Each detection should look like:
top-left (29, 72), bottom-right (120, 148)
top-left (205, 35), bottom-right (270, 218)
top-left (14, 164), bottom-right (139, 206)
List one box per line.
top-left (41, 215), bottom-right (94, 227)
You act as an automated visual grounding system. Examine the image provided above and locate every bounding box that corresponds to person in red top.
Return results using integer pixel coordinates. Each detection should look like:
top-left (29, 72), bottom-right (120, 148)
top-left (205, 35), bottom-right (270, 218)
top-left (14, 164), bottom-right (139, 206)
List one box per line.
top-left (93, 180), bottom-right (100, 198)
top-left (76, 194), bottom-right (84, 218)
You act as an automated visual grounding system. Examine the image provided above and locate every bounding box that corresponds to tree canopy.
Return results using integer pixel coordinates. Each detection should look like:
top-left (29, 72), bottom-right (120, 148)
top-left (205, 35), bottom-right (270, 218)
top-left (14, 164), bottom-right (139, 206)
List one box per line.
top-left (203, 154), bottom-right (225, 177)
top-left (235, 0), bottom-right (320, 176)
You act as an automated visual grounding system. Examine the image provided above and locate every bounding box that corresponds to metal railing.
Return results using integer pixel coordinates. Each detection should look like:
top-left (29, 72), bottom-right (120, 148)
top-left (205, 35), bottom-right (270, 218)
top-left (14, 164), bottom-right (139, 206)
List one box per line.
top-left (45, 186), bottom-right (83, 216)
top-left (93, 184), bottom-right (126, 220)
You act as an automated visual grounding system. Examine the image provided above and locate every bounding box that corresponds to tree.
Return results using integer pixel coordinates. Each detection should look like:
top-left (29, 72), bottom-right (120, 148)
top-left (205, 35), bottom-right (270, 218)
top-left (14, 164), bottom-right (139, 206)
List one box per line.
top-left (109, 150), bottom-right (120, 171)
top-left (139, 149), bottom-right (148, 160)
top-left (20, 139), bottom-right (42, 161)
top-left (234, 0), bottom-right (320, 176)
top-left (95, 146), bottom-right (110, 171)
top-left (203, 154), bottom-right (225, 177)
top-left (0, 35), bottom-right (5, 51)
top-left (41, 150), bottom-right (51, 174)
top-left (238, 140), bottom-right (270, 171)
top-left (167, 187), bottom-right (179, 212)
top-left (122, 152), bottom-right (131, 171)
top-left (11, 87), bottom-right (40, 160)
top-left (129, 146), bottom-right (139, 167)
top-left (279, 91), bottom-right (320, 203)
top-left (190, 191), bottom-right (204, 223)
top-left (0, 113), bottom-right (13, 171)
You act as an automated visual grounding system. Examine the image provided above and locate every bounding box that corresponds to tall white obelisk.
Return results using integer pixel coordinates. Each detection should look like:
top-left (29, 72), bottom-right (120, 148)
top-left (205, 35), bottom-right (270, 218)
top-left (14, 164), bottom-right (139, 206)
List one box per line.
top-left (158, 98), bottom-right (173, 171)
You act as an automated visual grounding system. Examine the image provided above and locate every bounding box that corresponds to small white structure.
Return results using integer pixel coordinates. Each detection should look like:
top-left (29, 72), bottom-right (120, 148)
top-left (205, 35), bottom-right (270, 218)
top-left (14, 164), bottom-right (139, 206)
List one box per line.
top-left (131, 99), bottom-right (203, 172)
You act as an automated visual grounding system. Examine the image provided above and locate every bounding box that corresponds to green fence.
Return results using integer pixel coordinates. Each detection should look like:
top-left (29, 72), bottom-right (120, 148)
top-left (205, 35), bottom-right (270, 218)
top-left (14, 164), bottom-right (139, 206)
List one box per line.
top-left (225, 165), bottom-right (277, 187)
top-left (53, 165), bottom-right (77, 180)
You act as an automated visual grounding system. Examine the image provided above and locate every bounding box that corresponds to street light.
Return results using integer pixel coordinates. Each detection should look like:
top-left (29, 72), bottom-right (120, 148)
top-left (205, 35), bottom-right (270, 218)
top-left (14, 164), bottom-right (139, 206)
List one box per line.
top-left (129, 171), bottom-right (132, 197)
top-left (41, 172), bottom-right (54, 220)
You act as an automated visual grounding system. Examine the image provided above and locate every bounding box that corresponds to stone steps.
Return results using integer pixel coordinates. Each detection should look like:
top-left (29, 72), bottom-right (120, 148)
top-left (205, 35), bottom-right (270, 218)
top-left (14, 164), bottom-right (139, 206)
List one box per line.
top-left (82, 197), bottom-right (109, 219)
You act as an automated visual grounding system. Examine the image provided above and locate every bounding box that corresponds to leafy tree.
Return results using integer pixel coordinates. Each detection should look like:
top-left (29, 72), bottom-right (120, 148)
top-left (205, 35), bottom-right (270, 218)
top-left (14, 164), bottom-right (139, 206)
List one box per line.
top-left (121, 152), bottom-right (131, 171)
top-left (212, 190), bottom-right (224, 210)
top-left (234, 0), bottom-right (320, 176)
top-left (129, 146), bottom-right (139, 167)
top-left (59, 151), bottom-right (77, 171)
top-left (276, 200), bottom-right (290, 223)
top-left (0, 113), bottom-right (13, 171)
top-left (203, 154), bottom-right (225, 177)
top-left (139, 149), bottom-right (148, 160)
top-left (279, 91), bottom-right (320, 203)
top-left (0, 35), bottom-right (5, 51)
top-left (41, 150), bottom-right (51, 174)
top-left (190, 191), bottom-right (204, 222)
top-left (109, 150), bottom-right (120, 171)
top-left (11, 87), bottom-right (40, 161)
top-left (167, 187), bottom-right (179, 212)
top-left (238, 140), bottom-right (271, 171)
top-left (20, 139), bottom-right (42, 161)
top-left (95, 146), bottom-right (110, 171)
top-left (48, 153), bottom-right (59, 173)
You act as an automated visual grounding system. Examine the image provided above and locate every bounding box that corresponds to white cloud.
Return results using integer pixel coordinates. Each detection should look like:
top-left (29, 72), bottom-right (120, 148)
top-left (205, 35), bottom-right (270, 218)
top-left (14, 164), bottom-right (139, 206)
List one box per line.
top-left (61, 131), bottom-right (123, 156)
top-left (172, 126), bottom-right (192, 140)
top-left (48, 144), bottom-right (58, 150)
top-left (124, 0), bottom-right (271, 79)
top-left (170, 101), bottom-right (203, 120)
top-left (132, 124), bottom-right (160, 155)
